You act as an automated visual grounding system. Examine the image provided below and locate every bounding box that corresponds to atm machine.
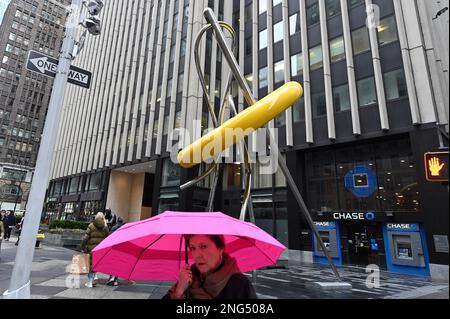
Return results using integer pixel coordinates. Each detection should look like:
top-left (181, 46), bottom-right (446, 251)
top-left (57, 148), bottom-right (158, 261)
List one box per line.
top-left (383, 223), bottom-right (430, 276)
top-left (313, 222), bottom-right (343, 267)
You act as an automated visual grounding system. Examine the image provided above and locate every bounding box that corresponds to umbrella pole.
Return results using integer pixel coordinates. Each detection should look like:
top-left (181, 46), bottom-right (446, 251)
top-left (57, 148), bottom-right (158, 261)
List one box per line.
top-left (184, 238), bottom-right (190, 299)
top-left (203, 8), bottom-right (342, 282)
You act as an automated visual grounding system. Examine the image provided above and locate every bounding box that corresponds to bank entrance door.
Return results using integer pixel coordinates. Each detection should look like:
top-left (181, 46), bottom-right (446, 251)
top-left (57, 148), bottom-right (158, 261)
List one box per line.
top-left (342, 222), bottom-right (386, 268)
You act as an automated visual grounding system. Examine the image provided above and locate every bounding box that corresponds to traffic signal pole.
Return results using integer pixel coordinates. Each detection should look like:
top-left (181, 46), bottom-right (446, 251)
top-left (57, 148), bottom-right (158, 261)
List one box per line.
top-left (3, 0), bottom-right (83, 299)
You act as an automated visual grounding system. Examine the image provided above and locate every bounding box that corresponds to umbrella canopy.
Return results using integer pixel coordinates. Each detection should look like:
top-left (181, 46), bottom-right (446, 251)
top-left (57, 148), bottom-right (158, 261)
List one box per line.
top-left (92, 211), bottom-right (286, 281)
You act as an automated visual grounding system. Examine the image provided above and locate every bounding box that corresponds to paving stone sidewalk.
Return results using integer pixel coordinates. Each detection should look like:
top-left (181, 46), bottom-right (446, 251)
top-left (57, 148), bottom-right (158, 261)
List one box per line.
top-left (0, 238), bottom-right (448, 299)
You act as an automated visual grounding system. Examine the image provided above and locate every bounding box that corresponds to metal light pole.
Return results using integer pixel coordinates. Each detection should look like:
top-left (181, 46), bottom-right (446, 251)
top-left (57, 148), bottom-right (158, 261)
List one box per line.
top-left (3, 0), bottom-right (83, 299)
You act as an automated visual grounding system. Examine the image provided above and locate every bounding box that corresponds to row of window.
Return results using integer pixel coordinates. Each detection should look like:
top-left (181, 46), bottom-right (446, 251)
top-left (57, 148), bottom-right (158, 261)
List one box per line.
top-left (288, 68), bottom-right (407, 121)
top-left (1, 168), bottom-right (27, 182)
top-left (8, 32), bottom-right (30, 47)
top-left (256, 0), bottom-right (365, 22)
top-left (50, 172), bottom-right (104, 196)
top-left (257, 15), bottom-right (397, 54)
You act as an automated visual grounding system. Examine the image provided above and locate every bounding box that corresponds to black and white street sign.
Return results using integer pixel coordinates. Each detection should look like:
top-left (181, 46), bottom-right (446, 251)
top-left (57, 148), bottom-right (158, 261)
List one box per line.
top-left (26, 50), bottom-right (92, 88)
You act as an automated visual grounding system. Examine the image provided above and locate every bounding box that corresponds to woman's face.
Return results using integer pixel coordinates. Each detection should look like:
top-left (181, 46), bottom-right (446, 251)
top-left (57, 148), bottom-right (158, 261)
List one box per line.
top-left (188, 235), bottom-right (223, 275)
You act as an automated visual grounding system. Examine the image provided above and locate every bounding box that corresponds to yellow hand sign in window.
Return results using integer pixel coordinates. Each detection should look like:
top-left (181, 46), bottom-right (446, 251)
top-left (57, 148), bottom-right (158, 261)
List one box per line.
top-left (425, 151), bottom-right (449, 182)
top-left (428, 157), bottom-right (445, 177)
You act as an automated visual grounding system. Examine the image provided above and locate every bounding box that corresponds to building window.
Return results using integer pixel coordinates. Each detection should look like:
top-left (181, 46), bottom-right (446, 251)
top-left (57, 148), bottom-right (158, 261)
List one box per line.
top-left (306, 150), bottom-right (339, 212)
top-left (348, 0), bottom-right (365, 8)
top-left (69, 176), bottom-right (79, 194)
top-left (384, 69), bottom-right (407, 100)
top-left (245, 5), bottom-right (252, 22)
top-left (273, 0), bottom-right (283, 7)
top-left (245, 37), bottom-right (252, 56)
top-left (88, 172), bottom-right (102, 191)
top-left (259, 29), bottom-right (268, 50)
top-left (175, 111), bottom-right (181, 129)
top-left (259, 0), bottom-right (267, 14)
top-left (307, 2), bottom-right (320, 26)
top-left (273, 21), bottom-right (284, 43)
top-left (252, 160), bottom-right (272, 188)
top-left (275, 112), bottom-right (286, 127)
top-left (377, 16), bottom-right (398, 46)
top-left (309, 45), bottom-right (323, 71)
top-left (222, 164), bottom-right (241, 190)
top-left (275, 155), bottom-right (287, 187)
top-left (177, 73), bottom-right (183, 93)
top-left (307, 139), bottom-right (421, 213)
top-left (161, 158), bottom-right (180, 187)
top-left (334, 84), bottom-right (351, 112)
top-left (2, 168), bottom-right (26, 181)
top-left (312, 92), bottom-right (327, 117)
top-left (326, 0), bottom-right (341, 18)
top-left (274, 60), bottom-right (285, 83)
top-left (291, 52), bottom-right (303, 77)
top-left (352, 27), bottom-right (370, 55)
top-left (330, 36), bottom-right (345, 63)
top-left (293, 98), bottom-right (305, 122)
top-left (259, 66), bottom-right (268, 88)
top-left (357, 77), bottom-right (377, 107)
top-left (289, 13), bottom-right (300, 36)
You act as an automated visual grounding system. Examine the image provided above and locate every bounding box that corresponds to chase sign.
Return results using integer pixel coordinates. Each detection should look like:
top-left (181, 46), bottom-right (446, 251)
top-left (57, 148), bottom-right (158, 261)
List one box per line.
top-left (332, 212), bottom-right (377, 221)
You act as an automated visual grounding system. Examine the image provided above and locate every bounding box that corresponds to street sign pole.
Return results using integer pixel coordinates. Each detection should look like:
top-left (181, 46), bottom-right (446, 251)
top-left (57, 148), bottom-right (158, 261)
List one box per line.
top-left (3, 0), bottom-right (82, 299)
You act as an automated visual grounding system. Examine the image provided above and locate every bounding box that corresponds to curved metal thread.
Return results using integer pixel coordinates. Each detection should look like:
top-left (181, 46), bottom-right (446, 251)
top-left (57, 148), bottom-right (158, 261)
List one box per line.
top-left (180, 23), bottom-right (232, 192)
top-left (180, 20), bottom-right (254, 220)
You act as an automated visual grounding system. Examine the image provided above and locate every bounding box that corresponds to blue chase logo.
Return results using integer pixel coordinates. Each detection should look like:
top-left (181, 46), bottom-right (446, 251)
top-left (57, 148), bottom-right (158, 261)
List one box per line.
top-left (344, 165), bottom-right (378, 198)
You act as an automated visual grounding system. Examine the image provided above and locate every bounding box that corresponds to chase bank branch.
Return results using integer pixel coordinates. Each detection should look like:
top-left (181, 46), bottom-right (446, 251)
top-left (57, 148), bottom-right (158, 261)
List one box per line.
top-left (45, 0), bottom-right (448, 280)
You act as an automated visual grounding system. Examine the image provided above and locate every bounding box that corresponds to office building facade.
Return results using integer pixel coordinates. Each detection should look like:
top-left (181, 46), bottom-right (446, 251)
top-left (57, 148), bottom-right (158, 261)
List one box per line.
top-left (47, 0), bottom-right (449, 279)
top-left (0, 0), bottom-right (69, 211)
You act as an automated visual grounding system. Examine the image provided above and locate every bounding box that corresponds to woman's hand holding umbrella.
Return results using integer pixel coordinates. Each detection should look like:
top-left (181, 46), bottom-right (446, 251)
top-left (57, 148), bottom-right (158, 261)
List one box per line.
top-left (173, 265), bottom-right (192, 299)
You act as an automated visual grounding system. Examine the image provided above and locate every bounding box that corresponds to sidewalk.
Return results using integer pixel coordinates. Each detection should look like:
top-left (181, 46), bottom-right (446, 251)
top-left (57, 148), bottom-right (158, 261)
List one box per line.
top-left (0, 238), bottom-right (448, 299)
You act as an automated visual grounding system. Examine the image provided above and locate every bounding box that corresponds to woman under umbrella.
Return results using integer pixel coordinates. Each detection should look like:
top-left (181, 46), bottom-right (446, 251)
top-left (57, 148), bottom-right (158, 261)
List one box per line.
top-left (164, 234), bottom-right (257, 299)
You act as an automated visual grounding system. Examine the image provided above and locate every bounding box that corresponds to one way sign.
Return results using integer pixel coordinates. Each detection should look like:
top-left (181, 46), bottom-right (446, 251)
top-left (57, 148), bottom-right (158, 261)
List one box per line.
top-left (26, 50), bottom-right (92, 89)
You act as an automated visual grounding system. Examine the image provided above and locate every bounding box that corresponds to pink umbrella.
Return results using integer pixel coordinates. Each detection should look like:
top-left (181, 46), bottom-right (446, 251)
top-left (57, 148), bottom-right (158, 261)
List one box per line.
top-left (92, 211), bottom-right (286, 281)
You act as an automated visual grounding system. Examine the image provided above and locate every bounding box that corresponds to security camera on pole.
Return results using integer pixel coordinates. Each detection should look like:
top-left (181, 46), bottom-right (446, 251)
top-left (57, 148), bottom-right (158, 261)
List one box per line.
top-left (3, 0), bottom-right (104, 299)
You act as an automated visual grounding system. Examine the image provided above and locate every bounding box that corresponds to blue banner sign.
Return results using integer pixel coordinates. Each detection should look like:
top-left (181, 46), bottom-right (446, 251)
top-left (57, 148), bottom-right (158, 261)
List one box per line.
top-left (386, 223), bottom-right (419, 232)
top-left (314, 221), bottom-right (336, 230)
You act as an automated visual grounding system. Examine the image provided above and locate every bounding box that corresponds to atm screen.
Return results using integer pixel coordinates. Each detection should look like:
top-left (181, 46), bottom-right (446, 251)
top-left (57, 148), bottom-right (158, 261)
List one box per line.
top-left (397, 243), bottom-right (413, 260)
top-left (318, 231), bottom-right (331, 251)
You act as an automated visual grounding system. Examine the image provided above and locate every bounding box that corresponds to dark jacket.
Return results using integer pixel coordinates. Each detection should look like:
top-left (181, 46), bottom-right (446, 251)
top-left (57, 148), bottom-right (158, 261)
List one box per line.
top-left (163, 256), bottom-right (257, 300)
top-left (110, 221), bottom-right (124, 233)
top-left (80, 217), bottom-right (109, 253)
top-left (6, 214), bottom-right (15, 227)
top-left (210, 273), bottom-right (257, 299)
top-left (163, 273), bottom-right (257, 299)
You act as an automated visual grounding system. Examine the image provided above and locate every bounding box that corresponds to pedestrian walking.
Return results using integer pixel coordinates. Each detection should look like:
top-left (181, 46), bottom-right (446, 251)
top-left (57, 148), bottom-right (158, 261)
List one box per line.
top-left (106, 217), bottom-right (125, 286)
top-left (0, 216), bottom-right (4, 259)
top-left (4, 211), bottom-right (16, 241)
top-left (80, 212), bottom-right (109, 288)
top-left (15, 212), bottom-right (25, 246)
